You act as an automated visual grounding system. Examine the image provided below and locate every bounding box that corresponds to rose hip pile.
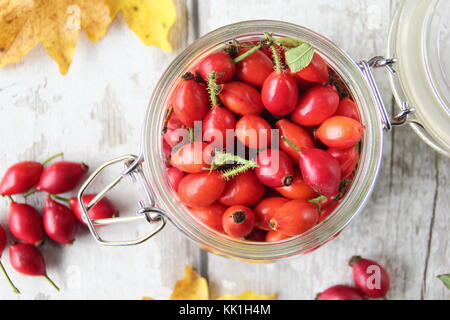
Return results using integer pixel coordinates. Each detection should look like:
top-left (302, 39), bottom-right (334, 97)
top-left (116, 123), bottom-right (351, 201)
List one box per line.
top-left (0, 153), bottom-right (117, 293)
top-left (163, 33), bottom-right (363, 242)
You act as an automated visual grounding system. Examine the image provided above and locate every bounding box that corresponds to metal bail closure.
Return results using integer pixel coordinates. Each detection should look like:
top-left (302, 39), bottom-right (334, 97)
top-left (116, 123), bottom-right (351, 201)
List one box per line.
top-left (77, 154), bottom-right (167, 246)
top-left (359, 56), bottom-right (415, 131)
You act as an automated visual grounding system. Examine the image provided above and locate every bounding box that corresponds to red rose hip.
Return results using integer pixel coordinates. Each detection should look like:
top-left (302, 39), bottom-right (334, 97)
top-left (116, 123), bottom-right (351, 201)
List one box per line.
top-left (254, 197), bottom-right (288, 231)
top-left (222, 205), bottom-right (256, 238)
top-left (218, 171), bottom-right (265, 207)
top-left (255, 149), bottom-right (294, 188)
top-left (70, 194), bottom-right (117, 226)
top-left (261, 71), bottom-right (299, 116)
top-left (269, 200), bottom-right (319, 236)
top-left (316, 116), bottom-right (363, 149)
top-left (178, 171), bottom-right (226, 208)
top-left (36, 161), bottom-right (88, 194)
top-left (197, 51), bottom-right (235, 84)
top-left (43, 197), bottom-right (78, 245)
top-left (317, 285), bottom-right (366, 300)
top-left (0, 161), bottom-right (43, 196)
top-left (350, 256), bottom-right (390, 298)
top-left (172, 78), bottom-right (209, 127)
top-left (219, 81), bottom-right (264, 116)
top-left (8, 202), bottom-right (44, 246)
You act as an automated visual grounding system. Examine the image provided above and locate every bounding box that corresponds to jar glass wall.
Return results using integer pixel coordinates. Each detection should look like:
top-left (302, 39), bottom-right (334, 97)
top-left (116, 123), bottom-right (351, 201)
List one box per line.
top-left (143, 20), bottom-right (384, 261)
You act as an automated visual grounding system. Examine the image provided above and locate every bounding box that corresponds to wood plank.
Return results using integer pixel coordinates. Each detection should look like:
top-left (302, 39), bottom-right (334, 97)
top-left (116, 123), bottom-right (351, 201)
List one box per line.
top-left (0, 0), bottom-right (199, 299)
top-left (198, 0), bottom-right (447, 300)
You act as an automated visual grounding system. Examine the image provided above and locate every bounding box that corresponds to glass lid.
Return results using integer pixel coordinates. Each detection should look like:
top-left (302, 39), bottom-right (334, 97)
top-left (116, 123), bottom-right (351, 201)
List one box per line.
top-left (388, 0), bottom-right (450, 156)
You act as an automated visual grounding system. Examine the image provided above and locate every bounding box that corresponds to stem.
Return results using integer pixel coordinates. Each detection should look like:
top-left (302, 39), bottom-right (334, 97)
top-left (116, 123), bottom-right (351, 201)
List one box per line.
top-left (222, 161), bottom-right (259, 179)
top-left (50, 194), bottom-right (70, 204)
top-left (6, 195), bottom-right (14, 202)
top-left (233, 43), bottom-right (262, 63)
top-left (41, 152), bottom-right (64, 166)
top-left (161, 106), bottom-right (174, 134)
top-left (308, 195), bottom-right (327, 210)
top-left (211, 151), bottom-right (259, 179)
top-left (207, 72), bottom-right (219, 107)
top-left (23, 188), bottom-right (37, 198)
top-left (44, 274), bottom-right (60, 291)
top-left (264, 32), bottom-right (282, 73)
top-left (0, 260), bottom-right (20, 294)
top-left (281, 136), bottom-right (301, 152)
top-left (188, 127), bottom-right (194, 142)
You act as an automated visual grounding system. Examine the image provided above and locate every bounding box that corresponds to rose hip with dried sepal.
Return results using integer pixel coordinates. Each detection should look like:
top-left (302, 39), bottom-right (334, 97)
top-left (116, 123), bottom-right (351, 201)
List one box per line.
top-left (269, 200), bottom-right (319, 236)
top-left (349, 256), bottom-right (390, 298)
top-left (222, 205), bottom-right (256, 239)
top-left (0, 225), bottom-right (20, 294)
top-left (254, 197), bottom-right (288, 231)
top-left (9, 243), bottom-right (59, 291)
top-left (8, 201), bottom-right (44, 246)
top-left (317, 285), bottom-right (366, 300)
top-left (255, 149), bottom-right (294, 188)
top-left (36, 161), bottom-right (88, 194)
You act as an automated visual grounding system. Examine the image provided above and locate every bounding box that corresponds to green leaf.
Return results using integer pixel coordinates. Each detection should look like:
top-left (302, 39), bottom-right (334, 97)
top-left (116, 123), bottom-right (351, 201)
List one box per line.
top-left (437, 274), bottom-right (450, 290)
top-left (276, 37), bottom-right (303, 48)
top-left (285, 42), bottom-right (314, 73)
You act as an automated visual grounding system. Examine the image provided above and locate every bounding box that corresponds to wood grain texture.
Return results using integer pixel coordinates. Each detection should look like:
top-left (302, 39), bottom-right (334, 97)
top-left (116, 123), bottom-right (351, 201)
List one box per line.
top-left (0, 0), bottom-right (448, 300)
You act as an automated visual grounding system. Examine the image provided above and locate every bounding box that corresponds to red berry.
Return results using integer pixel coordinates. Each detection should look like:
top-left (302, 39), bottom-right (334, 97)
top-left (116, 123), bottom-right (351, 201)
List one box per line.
top-left (299, 148), bottom-right (341, 198)
top-left (317, 285), bottom-right (366, 300)
top-left (235, 115), bottom-right (272, 149)
top-left (190, 202), bottom-right (226, 232)
top-left (294, 53), bottom-right (329, 84)
top-left (269, 200), bottom-right (318, 236)
top-left (276, 119), bottom-right (314, 163)
top-left (0, 226), bottom-right (6, 256)
top-left (336, 97), bottom-right (361, 122)
top-left (9, 243), bottom-right (59, 290)
top-left (163, 112), bottom-right (189, 147)
top-left (166, 167), bottom-right (186, 192)
top-left (177, 171), bottom-right (226, 208)
top-left (170, 142), bottom-right (212, 173)
top-left (327, 146), bottom-right (359, 178)
top-left (218, 171), bottom-right (265, 207)
top-left (245, 228), bottom-right (266, 242)
top-left (254, 197), bottom-right (288, 231)
top-left (274, 170), bottom-right (318, 200)
top-left (219, 81), bottom-right (264, 116)
top-left (43, 197), bottom-right (78, 245)
top-left (222, 205), bottom-right (255, 238)
top-left (261, 71), bottom-right (298, 116)
top-left (350, 256), bottom-right (390, 298)
top-left (8, 202), bottom-right (44, 246)
top-left (291, 86), bottom-right (339, 126)
top-left (172, 79), bottom-right (209, 127)
top-left (255, 149), bottom-right (294, 188)
top-left (0, 161), bottom-right (43, 196)
top-left (316, 116), bottom-right (363, 149)
top-left (197, 51), bottom-right (235, 84)
top-left (202, 106), bottom-right (236, 147)
top-left (235, 47), bottom-right (273, 87)
top-left (265, 230), bottom-right (290, 242)
top-left (36, 161), bottom-right (88, 194)
top-left (70, 194), bottom-right (117, 226)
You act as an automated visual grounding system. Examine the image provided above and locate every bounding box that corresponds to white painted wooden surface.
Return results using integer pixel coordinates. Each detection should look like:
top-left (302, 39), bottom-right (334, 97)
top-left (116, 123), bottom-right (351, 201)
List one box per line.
top-left (0, 0), bottom-right (448, 300)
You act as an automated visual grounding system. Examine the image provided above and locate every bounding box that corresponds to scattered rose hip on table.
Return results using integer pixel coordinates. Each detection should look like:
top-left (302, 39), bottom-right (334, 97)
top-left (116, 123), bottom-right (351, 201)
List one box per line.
top-left (70, 194), bottom-right (117, 227)
top-left (9, 243), bottom-right (59, 291)
top-left (36, 161), bottom-right (88, 194)
top-left (8, 202), bottom-right (44, 246)
top-left (350, 256), bottom-right (390, 298)
top-left (317, 284), bottom-right (366, 300)
top-left (0, 161), bottom-right (43, 196)
top-left (43, 197), bottom-right (78, 245)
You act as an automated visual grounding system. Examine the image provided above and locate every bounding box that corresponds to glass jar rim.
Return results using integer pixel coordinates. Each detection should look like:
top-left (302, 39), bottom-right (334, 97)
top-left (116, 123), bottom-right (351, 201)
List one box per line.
top-left (143, 20), bottom-right (384, 261)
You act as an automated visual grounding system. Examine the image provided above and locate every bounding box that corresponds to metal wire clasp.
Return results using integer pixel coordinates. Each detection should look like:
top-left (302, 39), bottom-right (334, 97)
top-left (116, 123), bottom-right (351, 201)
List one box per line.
top-left (77, 154), bottom-right (167, 246)
top-left (359, 56), bottom-right (415, 131)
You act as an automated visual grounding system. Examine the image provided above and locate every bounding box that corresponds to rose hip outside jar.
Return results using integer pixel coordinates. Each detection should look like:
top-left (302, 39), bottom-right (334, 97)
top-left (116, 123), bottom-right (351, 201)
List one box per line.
top-left (78, 10), bottom-right (450, 261)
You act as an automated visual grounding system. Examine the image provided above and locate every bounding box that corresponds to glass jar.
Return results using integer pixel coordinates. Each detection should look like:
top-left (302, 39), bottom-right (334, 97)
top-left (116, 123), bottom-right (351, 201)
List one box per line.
top-left (77, 17), bottom-right (447, 261)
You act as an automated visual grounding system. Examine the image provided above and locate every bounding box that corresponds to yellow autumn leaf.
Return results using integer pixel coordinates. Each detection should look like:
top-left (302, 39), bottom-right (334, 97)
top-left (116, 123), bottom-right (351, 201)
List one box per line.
top-left (0, 0), bottom-right (111, 74)
top-left (143, 265), bottom-right (277, 301)
top-left (170, 265), bottom-right (209, 300)
top-left (106, 0), bottom-right (176, 52)
top-left (217, 291), bottom-right (277, 300)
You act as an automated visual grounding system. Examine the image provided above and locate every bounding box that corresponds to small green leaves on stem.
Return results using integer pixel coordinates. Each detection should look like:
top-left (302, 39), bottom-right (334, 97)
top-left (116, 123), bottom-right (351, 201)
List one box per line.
top-left (210, 151), bottom-right (258, 179)
top-left (281, 136), bottom-right (301, 152)
top-left (41, 152), bottom-right (64, 166)
top-left (308, 195), bottom-right (327, 210)
top-left (437, 274), bottom-right (450, 290)
top-left (233, 43), bottom-right (262, 63)
top-left (285, 42), bottom-right (314, 73)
